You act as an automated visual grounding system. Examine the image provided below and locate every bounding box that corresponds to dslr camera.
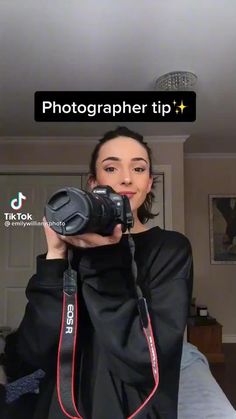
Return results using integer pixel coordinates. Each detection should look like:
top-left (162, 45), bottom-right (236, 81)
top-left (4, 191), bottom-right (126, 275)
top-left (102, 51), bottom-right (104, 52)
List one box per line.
top-left (45, 185), bottom-right (134, 236)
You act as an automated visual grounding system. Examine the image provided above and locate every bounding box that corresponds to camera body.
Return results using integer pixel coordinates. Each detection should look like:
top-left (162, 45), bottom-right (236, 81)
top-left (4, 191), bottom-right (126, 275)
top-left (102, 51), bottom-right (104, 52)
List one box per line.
top-left (45, 185), bottom-right (134, 236)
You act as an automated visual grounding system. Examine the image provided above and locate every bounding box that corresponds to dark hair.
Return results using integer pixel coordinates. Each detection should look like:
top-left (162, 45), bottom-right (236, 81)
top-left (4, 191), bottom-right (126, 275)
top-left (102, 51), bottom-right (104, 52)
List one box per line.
top-left (89, 126), bottom-right (157, 224)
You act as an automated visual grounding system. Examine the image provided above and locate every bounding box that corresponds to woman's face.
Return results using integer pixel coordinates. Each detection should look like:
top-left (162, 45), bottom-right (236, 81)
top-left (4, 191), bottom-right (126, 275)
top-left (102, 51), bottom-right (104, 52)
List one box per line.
top-left (90, 136), bottom-right (153, 216)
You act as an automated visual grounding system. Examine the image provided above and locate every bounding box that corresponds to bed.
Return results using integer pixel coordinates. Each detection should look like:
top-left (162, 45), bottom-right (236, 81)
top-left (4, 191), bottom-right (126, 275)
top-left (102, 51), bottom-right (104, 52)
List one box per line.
top-left (179, 342), bottom-right (236, 419)
top-left (1, 342), bottom-right (236, 418)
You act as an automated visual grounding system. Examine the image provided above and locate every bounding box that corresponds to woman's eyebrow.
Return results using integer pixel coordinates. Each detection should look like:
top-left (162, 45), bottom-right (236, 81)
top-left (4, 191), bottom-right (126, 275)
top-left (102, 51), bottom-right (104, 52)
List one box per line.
top-left (101, 157), bottom-right (148, 164)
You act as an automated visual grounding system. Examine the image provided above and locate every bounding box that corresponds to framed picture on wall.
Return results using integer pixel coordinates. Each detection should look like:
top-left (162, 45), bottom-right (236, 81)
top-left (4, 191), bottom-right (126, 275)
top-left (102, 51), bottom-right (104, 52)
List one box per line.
top-left (209, 195), bottom-right (236, 264)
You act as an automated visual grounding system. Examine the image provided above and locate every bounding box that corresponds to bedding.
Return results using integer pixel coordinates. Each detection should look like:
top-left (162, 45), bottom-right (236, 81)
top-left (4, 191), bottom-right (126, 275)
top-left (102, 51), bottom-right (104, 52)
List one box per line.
top-left (179, 342), bottom-right (236, 418)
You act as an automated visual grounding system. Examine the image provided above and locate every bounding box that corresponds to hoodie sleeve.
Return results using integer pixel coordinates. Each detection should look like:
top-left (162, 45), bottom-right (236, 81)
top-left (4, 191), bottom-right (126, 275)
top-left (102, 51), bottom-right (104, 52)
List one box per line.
top-left (79, 232), bottom-right (193, 388)
top-left (7, 255), bottom-right (68, 373)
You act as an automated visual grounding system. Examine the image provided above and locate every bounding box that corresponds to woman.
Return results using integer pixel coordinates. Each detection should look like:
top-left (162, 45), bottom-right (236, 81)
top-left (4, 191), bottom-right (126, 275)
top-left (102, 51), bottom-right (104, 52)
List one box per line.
top-left (5, 126), bottom-right (193, 419)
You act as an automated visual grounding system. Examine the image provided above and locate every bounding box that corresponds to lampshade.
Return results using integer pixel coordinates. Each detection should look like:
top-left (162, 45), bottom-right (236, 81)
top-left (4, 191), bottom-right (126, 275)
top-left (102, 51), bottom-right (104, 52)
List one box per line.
top-left (155, 71), bottom-right (197, 91)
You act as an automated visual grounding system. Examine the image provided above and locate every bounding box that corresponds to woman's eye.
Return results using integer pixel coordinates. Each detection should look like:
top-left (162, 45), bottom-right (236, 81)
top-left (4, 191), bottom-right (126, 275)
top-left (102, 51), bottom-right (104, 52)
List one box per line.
top-left (134, 167), bottom-right (145, 172)
top-left (104, 167), bottom-right (116, 172)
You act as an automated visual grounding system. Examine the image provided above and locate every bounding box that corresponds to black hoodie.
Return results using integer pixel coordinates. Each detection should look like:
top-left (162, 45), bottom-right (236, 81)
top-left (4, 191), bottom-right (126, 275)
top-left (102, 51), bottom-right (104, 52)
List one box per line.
top-left (5, 227), bottom-right (193, 419)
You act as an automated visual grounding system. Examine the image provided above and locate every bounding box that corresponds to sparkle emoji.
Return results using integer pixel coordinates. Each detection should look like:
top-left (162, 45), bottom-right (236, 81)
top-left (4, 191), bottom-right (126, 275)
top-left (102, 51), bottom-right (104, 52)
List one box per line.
top-left (177, 100), bottom-right (187, 114)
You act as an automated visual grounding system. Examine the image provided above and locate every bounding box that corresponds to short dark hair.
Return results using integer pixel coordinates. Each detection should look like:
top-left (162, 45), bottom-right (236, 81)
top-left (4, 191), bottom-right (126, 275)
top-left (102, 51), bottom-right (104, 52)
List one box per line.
top-left (89, 126), bottom-right (157, 224)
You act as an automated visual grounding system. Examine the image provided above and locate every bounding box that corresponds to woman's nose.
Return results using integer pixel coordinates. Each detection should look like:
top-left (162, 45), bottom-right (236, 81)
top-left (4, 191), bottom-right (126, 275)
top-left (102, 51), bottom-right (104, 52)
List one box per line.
top-left (122, 176), bottom-right (132, 185)
top-left (120, 168), bottom-right (132, 185)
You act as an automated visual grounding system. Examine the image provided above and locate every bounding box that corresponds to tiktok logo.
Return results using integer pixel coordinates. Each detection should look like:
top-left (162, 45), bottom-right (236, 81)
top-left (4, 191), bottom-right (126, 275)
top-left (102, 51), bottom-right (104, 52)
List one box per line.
top-left (10, 192), bottom-right (27, 210)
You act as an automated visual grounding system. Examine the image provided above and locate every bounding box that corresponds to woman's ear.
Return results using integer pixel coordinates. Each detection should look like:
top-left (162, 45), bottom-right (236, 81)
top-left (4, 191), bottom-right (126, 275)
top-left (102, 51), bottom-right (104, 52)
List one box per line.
top-left (87, 175), bottom-right (98, 191)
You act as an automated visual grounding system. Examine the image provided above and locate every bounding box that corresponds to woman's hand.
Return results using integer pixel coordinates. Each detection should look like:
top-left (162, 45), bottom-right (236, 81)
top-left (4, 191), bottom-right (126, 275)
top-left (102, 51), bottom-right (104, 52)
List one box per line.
top-left (60, 224), bottom-right (123, 249)
top-left (43, 217), bottom-right (123, 259)
top-left (43, 218), bottom-right (67, 259)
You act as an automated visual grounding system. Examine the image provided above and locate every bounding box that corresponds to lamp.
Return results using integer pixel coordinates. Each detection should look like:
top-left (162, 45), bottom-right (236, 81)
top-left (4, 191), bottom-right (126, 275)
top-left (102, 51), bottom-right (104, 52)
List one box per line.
top-left (155, 71), bottom-right (197, 91)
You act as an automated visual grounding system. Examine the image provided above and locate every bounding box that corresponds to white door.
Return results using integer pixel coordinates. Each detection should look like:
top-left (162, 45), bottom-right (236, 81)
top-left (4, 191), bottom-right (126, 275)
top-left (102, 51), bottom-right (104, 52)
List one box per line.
top-left (0, 171), bottom-right (169, 330)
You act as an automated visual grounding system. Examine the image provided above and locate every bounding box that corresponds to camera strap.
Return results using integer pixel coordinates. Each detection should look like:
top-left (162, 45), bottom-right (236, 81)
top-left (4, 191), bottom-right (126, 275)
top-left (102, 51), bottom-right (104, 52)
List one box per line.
top-left (57, 238), bottom-right (159, 419)
top-left (57, 252), bottom-right (82, 419)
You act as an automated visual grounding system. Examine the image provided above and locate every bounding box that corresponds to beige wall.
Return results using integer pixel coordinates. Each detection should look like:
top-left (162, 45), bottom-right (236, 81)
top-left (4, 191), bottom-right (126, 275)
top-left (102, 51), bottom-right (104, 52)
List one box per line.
top-left (0, 140), bottom-right (185, 232)
top-left (184, 157), bottom-right (236, 339)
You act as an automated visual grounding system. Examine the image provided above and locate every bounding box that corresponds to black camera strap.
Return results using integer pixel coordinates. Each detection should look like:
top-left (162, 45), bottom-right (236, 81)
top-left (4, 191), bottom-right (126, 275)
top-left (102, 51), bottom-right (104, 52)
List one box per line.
top-left (57, 238), bottom-right (159, 419)
top-left (57, 250), bottom-right (82, 419)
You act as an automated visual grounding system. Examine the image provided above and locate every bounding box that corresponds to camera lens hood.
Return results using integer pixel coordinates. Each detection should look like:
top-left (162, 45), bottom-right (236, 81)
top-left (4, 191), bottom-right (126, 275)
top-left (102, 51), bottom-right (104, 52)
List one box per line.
top-left (45, 187), bottom-right (91, 235)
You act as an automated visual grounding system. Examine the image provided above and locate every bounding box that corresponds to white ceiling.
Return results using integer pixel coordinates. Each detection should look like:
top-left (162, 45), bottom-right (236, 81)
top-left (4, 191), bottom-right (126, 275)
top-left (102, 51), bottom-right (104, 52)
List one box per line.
top-left (1, 0), bottom-right (236, 153)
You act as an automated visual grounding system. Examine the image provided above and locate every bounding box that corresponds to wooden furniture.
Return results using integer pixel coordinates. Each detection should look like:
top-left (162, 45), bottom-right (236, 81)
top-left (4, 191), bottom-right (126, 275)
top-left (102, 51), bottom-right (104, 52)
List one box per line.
top-left (187, 321), bottom-right (225, 363)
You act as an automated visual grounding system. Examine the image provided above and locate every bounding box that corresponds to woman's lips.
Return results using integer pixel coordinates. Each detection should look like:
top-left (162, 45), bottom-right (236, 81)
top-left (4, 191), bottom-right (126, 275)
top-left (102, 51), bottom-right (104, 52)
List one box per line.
top-left (119, 192), bottom-right (136, 198)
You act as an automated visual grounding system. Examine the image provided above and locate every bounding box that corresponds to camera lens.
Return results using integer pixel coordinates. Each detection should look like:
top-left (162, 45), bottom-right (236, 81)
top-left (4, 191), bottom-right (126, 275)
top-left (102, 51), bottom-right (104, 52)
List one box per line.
top-left (45, 187), bottom-right (117, 236)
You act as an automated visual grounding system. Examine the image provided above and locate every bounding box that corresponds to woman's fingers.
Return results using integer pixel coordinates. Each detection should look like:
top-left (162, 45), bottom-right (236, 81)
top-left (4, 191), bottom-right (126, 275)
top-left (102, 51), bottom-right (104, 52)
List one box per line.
top-left (42, 218), bottom-right (123, 250)
top-left (110, 224), bottom-right (123, 242)
top-left (60, 224), bottom-right (123, 248)
top-left (43, 217), bottom-right (67, 258)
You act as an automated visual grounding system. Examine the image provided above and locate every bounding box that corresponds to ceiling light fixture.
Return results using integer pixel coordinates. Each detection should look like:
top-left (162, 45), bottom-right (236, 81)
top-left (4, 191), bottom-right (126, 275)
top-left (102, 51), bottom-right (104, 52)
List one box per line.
top-left (155, 71), bottom-right (197, 91)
